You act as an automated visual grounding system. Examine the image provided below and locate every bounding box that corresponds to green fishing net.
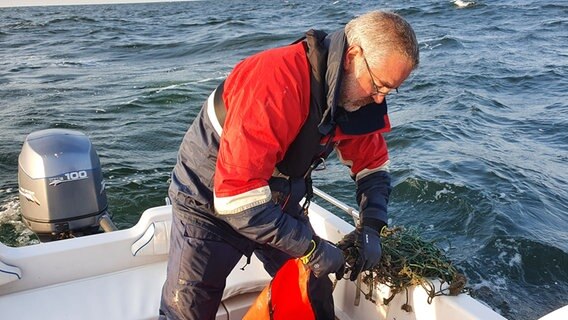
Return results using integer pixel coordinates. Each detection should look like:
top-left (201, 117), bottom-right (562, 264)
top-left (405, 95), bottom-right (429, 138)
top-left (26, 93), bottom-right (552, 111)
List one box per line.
top-left (345, 226), bottom-right (467, 312)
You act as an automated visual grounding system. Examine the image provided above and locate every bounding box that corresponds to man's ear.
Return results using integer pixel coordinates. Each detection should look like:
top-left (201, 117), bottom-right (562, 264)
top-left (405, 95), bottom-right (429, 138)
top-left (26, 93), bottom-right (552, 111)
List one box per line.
top-left (344, 45), bottom-right (362, 71)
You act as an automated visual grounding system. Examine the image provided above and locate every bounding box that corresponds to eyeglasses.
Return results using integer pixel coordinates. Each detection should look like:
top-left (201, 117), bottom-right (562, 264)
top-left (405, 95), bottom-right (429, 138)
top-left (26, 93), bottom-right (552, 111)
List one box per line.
top-left (362, 55), bottom-right (399, 97)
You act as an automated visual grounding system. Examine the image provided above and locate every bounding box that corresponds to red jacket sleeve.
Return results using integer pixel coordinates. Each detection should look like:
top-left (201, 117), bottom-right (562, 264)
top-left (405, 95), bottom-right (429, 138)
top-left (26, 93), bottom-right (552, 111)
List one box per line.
top-left (335, 132), bottom-right (390, 180)
top-left (214, 43), bottom-right (311, 213)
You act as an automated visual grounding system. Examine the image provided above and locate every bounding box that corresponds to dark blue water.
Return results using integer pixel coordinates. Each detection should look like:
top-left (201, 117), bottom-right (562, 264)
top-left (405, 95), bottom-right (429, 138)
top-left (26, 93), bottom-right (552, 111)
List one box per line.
top-left (1, 1), bottom-right (567, 319)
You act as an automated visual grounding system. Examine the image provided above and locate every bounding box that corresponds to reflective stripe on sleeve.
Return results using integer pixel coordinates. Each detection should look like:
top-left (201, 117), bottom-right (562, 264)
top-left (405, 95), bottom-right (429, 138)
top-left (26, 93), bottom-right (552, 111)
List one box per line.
top-left (214, 186), bottom-right (272, 215)
top-left (355, 160), bottom-right (391, 181)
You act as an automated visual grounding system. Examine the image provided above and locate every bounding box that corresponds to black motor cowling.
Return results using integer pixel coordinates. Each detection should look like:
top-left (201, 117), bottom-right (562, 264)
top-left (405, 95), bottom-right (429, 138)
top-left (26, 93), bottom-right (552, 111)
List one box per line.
top-left (18, 129), bottom-right (112, 241)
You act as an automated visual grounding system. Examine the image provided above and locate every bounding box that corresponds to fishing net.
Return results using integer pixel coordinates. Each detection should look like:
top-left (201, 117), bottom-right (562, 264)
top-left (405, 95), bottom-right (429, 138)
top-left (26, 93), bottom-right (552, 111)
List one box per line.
top-left (343, 226), bottom-right (467, 312)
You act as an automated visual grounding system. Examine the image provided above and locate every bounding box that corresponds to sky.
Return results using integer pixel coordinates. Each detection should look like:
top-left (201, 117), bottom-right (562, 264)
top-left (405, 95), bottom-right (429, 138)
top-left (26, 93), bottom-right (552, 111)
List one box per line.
top-left (0, 0), bottom-right (192, 8)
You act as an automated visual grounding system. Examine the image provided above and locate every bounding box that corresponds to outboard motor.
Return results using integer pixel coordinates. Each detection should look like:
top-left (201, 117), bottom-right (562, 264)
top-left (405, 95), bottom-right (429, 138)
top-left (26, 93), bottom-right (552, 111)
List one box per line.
top-left (18, 129), bottom-right (116, 242)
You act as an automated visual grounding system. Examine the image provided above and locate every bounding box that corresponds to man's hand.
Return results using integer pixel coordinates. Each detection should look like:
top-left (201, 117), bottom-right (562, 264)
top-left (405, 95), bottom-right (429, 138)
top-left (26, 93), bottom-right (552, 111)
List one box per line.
top-left (337, 226), bottom-right (382, 281)
top-left (301, 237), bottom-right (345, 279)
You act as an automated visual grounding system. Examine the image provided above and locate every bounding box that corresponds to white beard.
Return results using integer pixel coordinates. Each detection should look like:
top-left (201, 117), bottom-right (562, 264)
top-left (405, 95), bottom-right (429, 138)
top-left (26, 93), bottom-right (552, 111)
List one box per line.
top-left (343, 104), bottom-right (363, 112)
top-left (338, 67), bottom-right (374, 112)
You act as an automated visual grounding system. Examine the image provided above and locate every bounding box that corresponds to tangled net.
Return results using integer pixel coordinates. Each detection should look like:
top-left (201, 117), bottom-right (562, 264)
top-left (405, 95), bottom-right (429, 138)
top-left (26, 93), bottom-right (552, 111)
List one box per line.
top-left (347, 226), bottom-right (467, 312)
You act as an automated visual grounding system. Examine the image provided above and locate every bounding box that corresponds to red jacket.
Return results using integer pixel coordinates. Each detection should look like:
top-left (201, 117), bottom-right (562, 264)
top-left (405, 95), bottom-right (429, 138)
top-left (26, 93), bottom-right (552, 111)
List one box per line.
top-left (170, 30), bottom-right (392, 258)
top-left (214, 41), bottom-right (391, 215)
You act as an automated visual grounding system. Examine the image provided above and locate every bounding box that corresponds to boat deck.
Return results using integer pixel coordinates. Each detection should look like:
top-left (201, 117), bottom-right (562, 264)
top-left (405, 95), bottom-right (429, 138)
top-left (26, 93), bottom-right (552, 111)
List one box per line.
top-left (0, 203), bottom-right (515, 320)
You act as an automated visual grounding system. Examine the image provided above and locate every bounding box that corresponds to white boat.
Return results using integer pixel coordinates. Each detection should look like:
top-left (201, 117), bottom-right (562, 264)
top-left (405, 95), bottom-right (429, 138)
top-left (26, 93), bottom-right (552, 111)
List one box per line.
top-left (0, 195), bottom-right (500, 320)
top-left (1, 129), bottom-right (565, 320)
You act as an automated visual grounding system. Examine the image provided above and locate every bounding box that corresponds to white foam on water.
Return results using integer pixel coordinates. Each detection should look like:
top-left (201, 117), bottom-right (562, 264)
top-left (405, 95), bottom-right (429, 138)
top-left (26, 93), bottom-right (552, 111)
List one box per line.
top-left (508, 253), bottom-right (522, 268)
top-left (197, 75), bottom-right (227, 83)
top-left (0, 197), bottom-right (39, 246)
top-left (435, 187), bottom-right (454, 200)
top-left (453, 0), bottom-right (476, 8)
top-left (154, 84), bottom-right (180, 94)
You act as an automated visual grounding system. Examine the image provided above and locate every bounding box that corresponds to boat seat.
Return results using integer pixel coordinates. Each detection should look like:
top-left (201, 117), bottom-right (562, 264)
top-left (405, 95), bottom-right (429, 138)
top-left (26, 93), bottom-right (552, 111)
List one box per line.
top-left (222, 255), bottom-right (271, 301)
top-left (0, 255), bottom-right (270, 320)
top-left (217, 255), bottom-right (270, 319)
top-left (127, 206), bottom-right (270, 319)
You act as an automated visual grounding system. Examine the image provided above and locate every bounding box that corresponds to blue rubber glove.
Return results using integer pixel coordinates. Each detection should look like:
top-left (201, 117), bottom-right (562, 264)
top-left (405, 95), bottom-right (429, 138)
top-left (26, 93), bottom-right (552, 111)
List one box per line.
top-left (337, 226), bottom-right (382, 281)
top-left (302, 237), bottom-right (345, 279)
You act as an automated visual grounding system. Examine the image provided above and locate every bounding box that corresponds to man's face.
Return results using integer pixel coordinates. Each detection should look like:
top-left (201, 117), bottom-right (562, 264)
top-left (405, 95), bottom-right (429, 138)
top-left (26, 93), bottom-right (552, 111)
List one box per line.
top-left (339, 60), bottom-right (375, 112)
top-left (339, 48), bottom-right (414, 112)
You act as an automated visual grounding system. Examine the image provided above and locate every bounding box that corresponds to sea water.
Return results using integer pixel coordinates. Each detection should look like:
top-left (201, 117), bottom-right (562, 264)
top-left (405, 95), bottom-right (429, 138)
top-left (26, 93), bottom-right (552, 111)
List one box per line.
top-left (0, 1), bottom-right (566, 319)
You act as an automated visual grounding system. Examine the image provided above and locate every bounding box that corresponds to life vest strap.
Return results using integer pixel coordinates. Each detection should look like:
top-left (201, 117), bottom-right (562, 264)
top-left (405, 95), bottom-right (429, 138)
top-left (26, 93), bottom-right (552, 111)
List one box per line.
top-left (213, 80), bottom-right (227, 127)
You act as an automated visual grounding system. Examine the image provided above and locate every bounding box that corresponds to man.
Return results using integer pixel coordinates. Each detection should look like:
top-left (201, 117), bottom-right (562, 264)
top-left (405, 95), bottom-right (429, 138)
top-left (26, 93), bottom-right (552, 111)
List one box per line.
top-left (160, 10), bottom-right (419, 320)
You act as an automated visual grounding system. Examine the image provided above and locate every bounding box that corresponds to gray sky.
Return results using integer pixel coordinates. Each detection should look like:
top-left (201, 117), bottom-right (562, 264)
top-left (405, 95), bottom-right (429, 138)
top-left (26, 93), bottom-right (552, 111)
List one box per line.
top-left (0, 0), bottom-right (193, 8)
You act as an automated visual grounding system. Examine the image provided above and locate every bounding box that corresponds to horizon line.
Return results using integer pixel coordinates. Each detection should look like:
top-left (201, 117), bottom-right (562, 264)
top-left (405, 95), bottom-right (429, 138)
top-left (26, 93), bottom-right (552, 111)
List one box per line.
top-left (0, 0), bottom-right (199, 9)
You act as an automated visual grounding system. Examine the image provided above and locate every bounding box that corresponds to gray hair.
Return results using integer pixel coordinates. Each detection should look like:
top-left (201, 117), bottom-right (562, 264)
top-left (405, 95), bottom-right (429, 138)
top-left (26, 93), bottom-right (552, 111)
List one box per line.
top-left (345, 11), bottom-right (419, 69)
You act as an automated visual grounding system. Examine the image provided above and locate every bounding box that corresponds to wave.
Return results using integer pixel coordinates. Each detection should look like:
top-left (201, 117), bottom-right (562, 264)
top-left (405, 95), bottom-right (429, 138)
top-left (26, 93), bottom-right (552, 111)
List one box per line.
top-left (180, 17), bottom-right (250, 28)
top-left (466, 235), bottom-right (568, 319)
top-left (396, 7), bottom-right (425, 17)
top-left (111, 41), bottom-right (187, 51)
top-left (540, 18), bottom-right (566, 28)
top-left (421, 35), bottom-right (465, 51)
top-left (3, 16), bottom-right (97, 30)
top-left (8, 64), bottom-right (43, 72)
top-left (389, 175), bottom-right (568, 319)
top-left (1, 19), bottom-right (41, 30)
top-left (48, 16), bottom-right (97, 24)
top-left (0, 197), bottom-right (39, 247)
top-left (541, 4), bottom-right (568, 10)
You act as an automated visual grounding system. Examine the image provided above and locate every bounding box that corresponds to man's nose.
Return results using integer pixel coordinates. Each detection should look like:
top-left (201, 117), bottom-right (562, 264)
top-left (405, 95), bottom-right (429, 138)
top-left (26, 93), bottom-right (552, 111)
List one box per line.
top-left (372, 94), bottom-right (385, 104)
